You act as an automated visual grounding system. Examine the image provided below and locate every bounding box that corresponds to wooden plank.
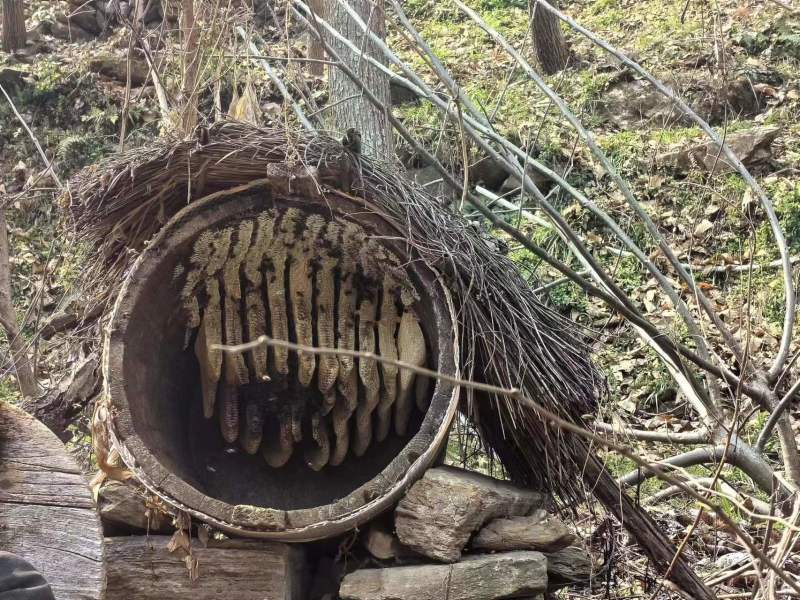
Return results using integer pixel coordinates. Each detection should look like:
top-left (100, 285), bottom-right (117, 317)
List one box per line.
top-left (104, 536), bottom-right (307, 600)
top-left (0, 401), bottom-right (105, 600)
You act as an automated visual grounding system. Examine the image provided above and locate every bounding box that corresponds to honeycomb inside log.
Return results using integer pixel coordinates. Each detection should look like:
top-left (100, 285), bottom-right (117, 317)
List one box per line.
top-left (177, 208), bottom-right (431, 470)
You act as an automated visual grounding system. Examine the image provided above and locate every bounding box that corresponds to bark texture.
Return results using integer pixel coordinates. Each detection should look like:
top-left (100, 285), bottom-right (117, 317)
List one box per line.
top-left (326, 0), bottom-right (393, 158)
top-left (531, 0), bottom-right (568, 75)
top-left (308, 0), bottom-right (326, 76)
top-left (2, 0), bottom-right (25, 53)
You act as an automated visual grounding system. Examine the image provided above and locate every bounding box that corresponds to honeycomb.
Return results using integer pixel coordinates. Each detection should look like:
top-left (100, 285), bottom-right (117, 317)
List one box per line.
top-left (176, 208), bottom-right (430, 470)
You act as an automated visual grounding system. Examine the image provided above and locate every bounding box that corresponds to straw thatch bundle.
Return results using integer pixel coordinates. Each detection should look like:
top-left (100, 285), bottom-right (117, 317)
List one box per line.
top-left (67, 121), bottom-right (603, 503)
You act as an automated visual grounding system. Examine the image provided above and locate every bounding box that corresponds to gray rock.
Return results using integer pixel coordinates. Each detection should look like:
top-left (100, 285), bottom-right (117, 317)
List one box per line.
top-left (544, 546), bottom-right (595, 588)
top-left (339, 551), bottom-right (548, 600)
top-left (363, 523), bottom-right (403, 561)
top-left (46, 19), bottom-right (96, 42)
top-left (390, 79), bottom-right (420, 106)
top-left (88, 54), bottom-right (150, 86)
top-left (655, 126), bottom-right (780, 174)
top-left (598, 76), bottom-right (769, 128)
top-left (63, 7), bottom-right (101, 35)
top-left (98, 480), bottom-right (171, 532)
top-left (472, 509), bottom-right (576, 553)
top-left (395, 466), bottom-right (543, 563)
top-left (0, 68), bottom-right (27, 94)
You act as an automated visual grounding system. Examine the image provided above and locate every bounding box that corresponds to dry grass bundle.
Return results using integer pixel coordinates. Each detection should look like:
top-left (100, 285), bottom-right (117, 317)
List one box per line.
top-left (67, 121), bottom-right (602, 502)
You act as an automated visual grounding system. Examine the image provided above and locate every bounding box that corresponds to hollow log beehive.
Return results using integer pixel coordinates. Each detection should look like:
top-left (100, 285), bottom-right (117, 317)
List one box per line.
top-left (102, 179), bottom-right (459, 540)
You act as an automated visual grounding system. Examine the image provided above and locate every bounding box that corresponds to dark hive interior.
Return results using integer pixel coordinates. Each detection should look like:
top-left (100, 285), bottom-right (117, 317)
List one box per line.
top-left (117, 196), bottom-right (448, 512)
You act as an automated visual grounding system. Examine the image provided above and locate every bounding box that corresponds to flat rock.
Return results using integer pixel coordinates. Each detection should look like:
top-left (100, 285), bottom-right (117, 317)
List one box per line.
top-left (655, 126), bottom-right (780, 174)
top-left (363, 523), bottom-right (403, 561)
top-left (545, 546), bottom-right (595, 588)
top-left (395, 466), bottom-right (543, 563)
top-left (46, 19), bottom-right (96, 42)
top-left (98, 480), bottom-right (171, 533)
top-left (472, 509), bottom-right (576, 552)
top-left (339, 551), bottom-right (547, 600)
top-left (88, 54), bottom-right (149, 86)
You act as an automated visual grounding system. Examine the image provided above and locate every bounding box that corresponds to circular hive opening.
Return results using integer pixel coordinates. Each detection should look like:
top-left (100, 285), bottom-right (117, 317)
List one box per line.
top-left (104, 185), bottom-right (459, 540)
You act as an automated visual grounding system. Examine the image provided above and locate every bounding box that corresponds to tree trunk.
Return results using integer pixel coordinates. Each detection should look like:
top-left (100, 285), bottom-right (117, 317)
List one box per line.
top-left (326, 0), bottom-right (393, 159)
top-left (308, 0), bottom-right (326, 77)
top-left (2, 0), bottom-right (26, 53)
top-left (180, 0), bottom-right (200, 134)
top-left (530, 0), bottom-right (568, 75)
top-left (0, 209), bottom-right (38, 399)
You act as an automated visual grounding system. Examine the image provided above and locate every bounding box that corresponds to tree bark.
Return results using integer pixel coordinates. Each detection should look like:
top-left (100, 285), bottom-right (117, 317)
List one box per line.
top-left (530, 0), bottom-right (568, 75)
top-left (2, 0), bottom-right (26, 53)
top-left (180, 0), bottom-right (200, 134)
top-left (0, 209), bottom-right (38, 399)
top-left (308, 0), bottom-right (326, 77)
top-left (326, 0), bottom-right (393, 159)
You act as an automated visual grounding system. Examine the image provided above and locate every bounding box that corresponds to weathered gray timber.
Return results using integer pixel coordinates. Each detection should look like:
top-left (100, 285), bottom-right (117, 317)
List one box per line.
top-left (339, 551), bottom-right (547, 600)
top-left (394, 466), bottom-right (543, 562)
top-left (0, 401), bottom-right (105, 600)
top-left (472, 509), bottom-right (576, 552)
top-left (104, 536), bottom-right (307, 599)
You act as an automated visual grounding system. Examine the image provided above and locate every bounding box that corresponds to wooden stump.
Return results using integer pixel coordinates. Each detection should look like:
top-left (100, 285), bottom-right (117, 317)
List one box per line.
top-left (0, 401), bottom-right (105, 600)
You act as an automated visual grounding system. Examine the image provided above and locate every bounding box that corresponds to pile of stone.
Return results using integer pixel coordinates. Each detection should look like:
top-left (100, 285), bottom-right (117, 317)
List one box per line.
top-left (341, 466), bottom-right (595, 600)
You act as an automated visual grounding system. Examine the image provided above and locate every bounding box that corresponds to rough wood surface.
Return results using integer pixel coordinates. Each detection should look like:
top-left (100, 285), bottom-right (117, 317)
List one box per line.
top-left (0, 401), bottom-right (105, 600)
top-left (472, 509), bottom-right (576, 553)
top-left (339, 551), bottom-right (547, 600)
top-left (105, 536), bottom-right (307, 599)
top-left (394, 466), bottom-right (543, 562)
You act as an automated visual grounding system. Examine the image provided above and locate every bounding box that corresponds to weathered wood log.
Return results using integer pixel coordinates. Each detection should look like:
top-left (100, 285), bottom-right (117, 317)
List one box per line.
top-left (394, 466), bottom-right (543, 562)
top-left (471, 509), bottom-right (576, 553)
top-left (105, 536), bottom-right (308, 599)
top-left (339, 551), bottom-right (548, 600)
top-left (0, 401), bottom-right (105, 600)
top-left (104, 188), bottom-right (460, 540)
